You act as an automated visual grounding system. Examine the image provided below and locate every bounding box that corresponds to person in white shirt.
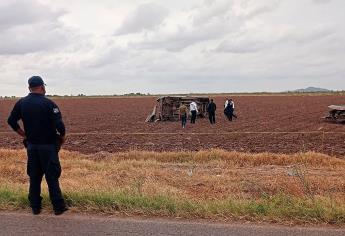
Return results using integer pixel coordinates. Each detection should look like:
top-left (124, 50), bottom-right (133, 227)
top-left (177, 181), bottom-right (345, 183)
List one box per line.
top-left (230, 99), bottom-right (235, 110)
top-left (189, 101), bottom-right (198, 124)
top-left (225, 98), bottom-right (236, 109)
top-left (224, 98), bottom-right (237, 121)
top-left (224, 99), bottom-right (229, 108)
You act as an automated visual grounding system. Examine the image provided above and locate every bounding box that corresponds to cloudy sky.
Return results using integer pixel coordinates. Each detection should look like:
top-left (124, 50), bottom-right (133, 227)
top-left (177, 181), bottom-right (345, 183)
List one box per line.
top-left (0, 0), bottom-right (344, 96)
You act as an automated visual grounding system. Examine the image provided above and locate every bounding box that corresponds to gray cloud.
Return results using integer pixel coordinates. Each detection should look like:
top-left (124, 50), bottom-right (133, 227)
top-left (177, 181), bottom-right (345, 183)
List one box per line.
top-left (215, 37), bottom-right (266, 53)
top-left (128, 0), bottom-right (281, 52)
top-left (242, 1), bottom-right (280, 19)
top-left (0, 23), bottom-right (71, 55)
top-left (130, 23), bottom-right (231, 52)
top-left (0, 0), bottom-right (64, 30)
top-left (128, 3), bottom-right (241, 51)
top-left (214, 24), bottom-right (336, 54)
top-left (115, 3), bottom-right (169, 35)
top-left (312, 0), bottom-right (332, 4)
top-left (191, 0), bottom-right (233, 26)
top-left (292, 25), bottom-right (335, 44)
top-left (0, 0), bottom-right (72, 55)
top-left (86, 47), bottom-right (131, 68)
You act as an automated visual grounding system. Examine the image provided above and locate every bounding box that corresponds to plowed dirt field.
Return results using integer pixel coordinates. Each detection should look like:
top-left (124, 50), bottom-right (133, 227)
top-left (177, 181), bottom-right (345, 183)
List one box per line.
top-left (1, 95), bottom-right (344, 156)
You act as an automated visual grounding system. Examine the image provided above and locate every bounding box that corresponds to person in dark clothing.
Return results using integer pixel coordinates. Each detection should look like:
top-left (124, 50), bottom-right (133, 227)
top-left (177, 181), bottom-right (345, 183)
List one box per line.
top-left (207, 99), bottom-right (217, 124)
top-left (7, 76), bottom-right (68, 216)
top-left (224, 103), bottom-right (231, 121)
top-left (224, 98), bottom-right (237, 121)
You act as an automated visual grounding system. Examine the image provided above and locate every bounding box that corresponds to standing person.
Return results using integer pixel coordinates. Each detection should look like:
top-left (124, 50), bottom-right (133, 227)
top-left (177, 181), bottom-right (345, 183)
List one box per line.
top-left (7, 76), bottom-right (68, 216)
top-left (189, 101), bottom-right (198, 124)
top-left (229, 98), bottom-right (238, 119)
top-left (224, 102), bottom-right (231, 121)
top-left (224, 98), bottom-right (237, 121)
top-left (224, 98), bottom-right (230, 120)
top-left (179, 103), bottom-right (188, 128)
top-left (224, 98), bottom-right (229, 109)
top-left (207, 99), bottom-right (217, 124)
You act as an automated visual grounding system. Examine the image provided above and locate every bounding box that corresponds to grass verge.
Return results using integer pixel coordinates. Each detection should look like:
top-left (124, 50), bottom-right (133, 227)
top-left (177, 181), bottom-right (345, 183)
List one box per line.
top-left (1, 186), bottom-right (344, 225)
top-left (0, 149), bottom-right (344, 225)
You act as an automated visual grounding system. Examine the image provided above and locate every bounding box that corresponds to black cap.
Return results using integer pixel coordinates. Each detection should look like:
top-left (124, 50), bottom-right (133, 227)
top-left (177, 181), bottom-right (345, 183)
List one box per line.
top-left (28, 76), bottom-right (46, 88)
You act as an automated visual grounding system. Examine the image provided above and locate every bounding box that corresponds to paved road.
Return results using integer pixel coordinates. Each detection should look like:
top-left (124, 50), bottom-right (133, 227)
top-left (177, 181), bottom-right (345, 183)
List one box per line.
top-left (1, 212), bottom-right (344, 236)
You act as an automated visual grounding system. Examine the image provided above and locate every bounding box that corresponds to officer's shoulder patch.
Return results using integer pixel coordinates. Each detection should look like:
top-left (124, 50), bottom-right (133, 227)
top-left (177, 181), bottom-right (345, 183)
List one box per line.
top-left (53, 108), bottom-right (60, 114)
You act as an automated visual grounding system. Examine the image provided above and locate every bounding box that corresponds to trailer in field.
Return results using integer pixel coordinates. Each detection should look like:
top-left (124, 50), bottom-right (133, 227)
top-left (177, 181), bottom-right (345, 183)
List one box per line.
top-left (323, 105), bottom-right (345, 123)
top-left (146, 96), bottom-right (210, 122)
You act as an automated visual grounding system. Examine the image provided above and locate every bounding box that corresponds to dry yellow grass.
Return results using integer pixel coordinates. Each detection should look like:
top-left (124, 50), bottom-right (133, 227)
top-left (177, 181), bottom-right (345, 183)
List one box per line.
top-left (1, 149), bottom-right (344, 200)
top-left (1, 148), bottom-right (345, 224)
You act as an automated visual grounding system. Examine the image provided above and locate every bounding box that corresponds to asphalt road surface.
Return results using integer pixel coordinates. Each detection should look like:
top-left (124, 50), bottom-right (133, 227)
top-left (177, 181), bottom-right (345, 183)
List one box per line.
top-left (1, 212), bottom-right (344, 236)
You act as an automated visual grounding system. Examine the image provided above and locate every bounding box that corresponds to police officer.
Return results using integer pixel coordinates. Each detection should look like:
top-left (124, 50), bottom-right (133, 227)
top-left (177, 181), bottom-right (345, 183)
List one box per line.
top-left (207, 99), bottom-right (217, 124)
top-left (7, 76), bottom-right (68, 215)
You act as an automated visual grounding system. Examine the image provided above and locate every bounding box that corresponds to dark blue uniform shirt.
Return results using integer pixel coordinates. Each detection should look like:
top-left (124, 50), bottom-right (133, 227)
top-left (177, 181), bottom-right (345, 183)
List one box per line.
top-left (7, 93), bottom-right (66, 145)
top-left (207, 102), bottom-right (217, 113)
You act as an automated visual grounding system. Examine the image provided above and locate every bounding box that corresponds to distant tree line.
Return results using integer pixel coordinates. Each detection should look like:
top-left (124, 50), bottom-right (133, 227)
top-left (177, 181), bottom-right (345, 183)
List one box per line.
top-left (1, 91), bottom-right (345, 99)
top-left (122, 92), bottom-right (151, 96)
top-left (0, 96), bottom-right (17, 99)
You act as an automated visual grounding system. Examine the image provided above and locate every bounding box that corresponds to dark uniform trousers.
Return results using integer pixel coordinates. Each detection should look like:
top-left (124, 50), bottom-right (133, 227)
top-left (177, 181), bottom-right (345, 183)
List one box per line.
top-left (191, 110), bottom-right (197, 123)
top-left (181, 114), bottom-right (187, 127)
top-left (27, 144), bottom-right (65, 210)
top-left (208, 111), bottom-right (216, 124)
top-left (228, 109), bottom-right (237, 121)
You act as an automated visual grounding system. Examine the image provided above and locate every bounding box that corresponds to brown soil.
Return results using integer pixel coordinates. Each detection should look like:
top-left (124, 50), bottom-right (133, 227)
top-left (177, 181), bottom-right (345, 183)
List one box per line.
top-left (0, 95), bottom-right (344, 156)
